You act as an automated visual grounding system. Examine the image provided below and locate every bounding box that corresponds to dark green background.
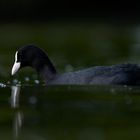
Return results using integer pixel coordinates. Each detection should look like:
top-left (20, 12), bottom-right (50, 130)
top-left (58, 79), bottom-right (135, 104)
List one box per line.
top-left (0, 2), bottom-right (140, 140)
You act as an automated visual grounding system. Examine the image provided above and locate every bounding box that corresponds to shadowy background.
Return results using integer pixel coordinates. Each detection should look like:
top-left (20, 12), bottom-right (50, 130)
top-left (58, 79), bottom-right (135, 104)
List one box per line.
top-left (1, 2), bottom-right (140, 140)
top-left (0, 1), bottom-right (140, 81)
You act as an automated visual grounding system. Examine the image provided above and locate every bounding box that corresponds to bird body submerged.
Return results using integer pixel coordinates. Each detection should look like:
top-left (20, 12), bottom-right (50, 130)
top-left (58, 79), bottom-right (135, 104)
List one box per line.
top-left (11, 45), bottom-right (140, 86)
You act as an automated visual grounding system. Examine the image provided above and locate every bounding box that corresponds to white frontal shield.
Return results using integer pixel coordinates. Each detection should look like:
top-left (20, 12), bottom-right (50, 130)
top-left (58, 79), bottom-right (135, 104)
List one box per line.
top-left (11, 62), bottom-right (21, 75)
top-left (11, 51), bottom-right (21, 75)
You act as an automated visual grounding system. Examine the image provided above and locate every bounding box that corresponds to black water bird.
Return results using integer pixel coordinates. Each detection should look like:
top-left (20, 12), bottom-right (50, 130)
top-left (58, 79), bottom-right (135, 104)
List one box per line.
top-left (11, 44), bottom-right (140, 85)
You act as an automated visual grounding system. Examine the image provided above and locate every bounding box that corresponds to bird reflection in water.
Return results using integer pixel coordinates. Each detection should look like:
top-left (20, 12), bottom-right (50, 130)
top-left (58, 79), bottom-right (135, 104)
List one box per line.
top-left (11, 86), bottom-right (23, 139)
top-left (11, 86), bottom-right (20, 108)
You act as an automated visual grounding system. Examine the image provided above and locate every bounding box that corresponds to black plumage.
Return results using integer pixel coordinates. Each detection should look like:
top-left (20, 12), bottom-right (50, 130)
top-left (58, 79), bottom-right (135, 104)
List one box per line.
top-left (11, 44), bottom-right (140, 86)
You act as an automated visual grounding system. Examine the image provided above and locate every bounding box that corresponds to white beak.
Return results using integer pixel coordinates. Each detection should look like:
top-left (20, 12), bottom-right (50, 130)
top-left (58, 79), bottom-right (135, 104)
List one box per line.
top-left (11, 51), bottom-right (21, 76)
top-left (11, 62), bottom-right (21, 75)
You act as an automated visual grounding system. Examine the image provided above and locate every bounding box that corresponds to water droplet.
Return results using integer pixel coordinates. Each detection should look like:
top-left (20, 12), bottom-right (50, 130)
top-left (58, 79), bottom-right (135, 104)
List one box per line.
top-left (123, 85), bottom-right (128, 88)
top-left (13, 79), bottom-right (18, 84)
top-left (24, 77), bottom-right (30, 82)
top-left (0, 83), bottom-right (6, 88)
top-left (34, 80), bottom-right (40, 84)
top-left (7, 81), bottom-right (10, 84)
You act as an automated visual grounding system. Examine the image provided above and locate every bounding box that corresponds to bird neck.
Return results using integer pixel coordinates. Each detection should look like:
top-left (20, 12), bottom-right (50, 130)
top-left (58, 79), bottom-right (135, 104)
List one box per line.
top-left (39, 65), bottom-right (57, 83)
top-left (32, 55), bottom-right (57, 83)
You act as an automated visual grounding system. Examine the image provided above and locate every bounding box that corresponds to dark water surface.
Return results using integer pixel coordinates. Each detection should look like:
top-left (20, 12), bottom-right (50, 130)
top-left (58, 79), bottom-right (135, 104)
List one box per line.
top-left (1, 85), bottom-right (140, 140)
top-left (0, 21), bottom-right (140, 139)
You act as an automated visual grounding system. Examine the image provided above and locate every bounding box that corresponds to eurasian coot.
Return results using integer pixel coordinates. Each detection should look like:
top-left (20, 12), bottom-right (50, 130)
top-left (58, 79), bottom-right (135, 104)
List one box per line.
top-left (11, 44), bottom-right (140, 85)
